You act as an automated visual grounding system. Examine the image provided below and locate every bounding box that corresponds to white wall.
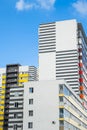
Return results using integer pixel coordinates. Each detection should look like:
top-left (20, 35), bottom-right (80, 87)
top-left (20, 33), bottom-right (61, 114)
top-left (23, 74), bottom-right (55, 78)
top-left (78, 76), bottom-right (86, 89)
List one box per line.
top-left (39, 52), bottom-right (56, 80)
top-left (39, 19), bottom-right (78, 81)
top-left (19, 66), bottom-right (29, 72)
top-left (23, 80), bottom-right (61, 130)
top-left (56, 19), bottom-right (78, 51)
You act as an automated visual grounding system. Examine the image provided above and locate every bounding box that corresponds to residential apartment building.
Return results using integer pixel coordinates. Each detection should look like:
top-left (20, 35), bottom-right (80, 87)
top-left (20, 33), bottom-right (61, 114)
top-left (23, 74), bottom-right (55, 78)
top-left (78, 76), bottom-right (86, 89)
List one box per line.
top-left (39, 19), bottom-right (87, 108)
top-left (23, 80), bottom-right (87, 130)
top-left (0, 68), bottom-right (6, 130)
top-left (0, 64), bottom-right (37, 130)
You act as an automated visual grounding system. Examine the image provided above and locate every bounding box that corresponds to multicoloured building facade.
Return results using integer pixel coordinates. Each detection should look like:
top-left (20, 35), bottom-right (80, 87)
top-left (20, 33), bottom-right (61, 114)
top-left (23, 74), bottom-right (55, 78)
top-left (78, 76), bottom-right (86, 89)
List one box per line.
top-left (0, 64), bottom-right (37, 130)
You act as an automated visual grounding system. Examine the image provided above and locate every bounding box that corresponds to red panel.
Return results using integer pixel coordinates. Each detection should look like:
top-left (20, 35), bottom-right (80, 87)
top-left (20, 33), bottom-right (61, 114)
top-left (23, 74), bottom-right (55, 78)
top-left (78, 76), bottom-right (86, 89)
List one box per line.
top-left (78, 48), bottom-right (82, 52)
top-left (79, 78), bottom-right (83, 83)
top-left (79, 63), bottom-right (83, 67)
top-left (79, 70), bottom-right (83, 75)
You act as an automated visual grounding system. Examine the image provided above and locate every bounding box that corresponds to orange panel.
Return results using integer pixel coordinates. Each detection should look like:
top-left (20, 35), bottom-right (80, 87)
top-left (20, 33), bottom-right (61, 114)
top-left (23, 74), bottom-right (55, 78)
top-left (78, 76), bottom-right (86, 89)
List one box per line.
top-left (79, 86), bottom-right (84, 91)
top-left (80, 94), bottom-right (84, 99)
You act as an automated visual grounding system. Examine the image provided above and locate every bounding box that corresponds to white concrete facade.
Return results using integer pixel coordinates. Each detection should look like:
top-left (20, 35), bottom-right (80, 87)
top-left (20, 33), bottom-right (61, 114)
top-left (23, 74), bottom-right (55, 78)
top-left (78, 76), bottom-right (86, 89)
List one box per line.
top-left (39, 19), bottom-right (78, 81)
top-left (56, 19), bottom-right (78, 51)
top-left (39, 19), bottom-right (87, 98)
top-left (23, 80), bottom-right (60, 130)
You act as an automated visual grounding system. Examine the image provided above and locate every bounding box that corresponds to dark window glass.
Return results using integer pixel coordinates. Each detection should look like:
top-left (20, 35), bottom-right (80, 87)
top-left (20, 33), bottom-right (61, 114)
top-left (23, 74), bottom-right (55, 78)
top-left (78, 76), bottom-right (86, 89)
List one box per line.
top-left (28, 122), bottom-right (33, 128)
top-left (29, 88), bottom-right (34, 93)
top-left (29, 99), bottom-right (33, 104)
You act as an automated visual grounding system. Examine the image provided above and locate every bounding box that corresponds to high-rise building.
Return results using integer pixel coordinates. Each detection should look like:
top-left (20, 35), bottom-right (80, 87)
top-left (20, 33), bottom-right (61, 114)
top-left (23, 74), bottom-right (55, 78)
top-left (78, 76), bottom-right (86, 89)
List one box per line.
top-left (39, 19), bottom-right (87, 108)
top-left (23, 80), bottom-right (87, 130)
top-left (0, 64), bottom-right (37, 130)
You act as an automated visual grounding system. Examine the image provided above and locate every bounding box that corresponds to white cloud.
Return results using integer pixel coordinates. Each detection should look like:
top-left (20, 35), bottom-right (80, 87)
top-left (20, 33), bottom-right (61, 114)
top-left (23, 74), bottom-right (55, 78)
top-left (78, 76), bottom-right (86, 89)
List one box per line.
top-left (72, 0), bottom-right (87, 15)
top-left (37, 0), bottom-right (56, 10)
top-left (15, 0), bottom-right (56, 11)
top-left (15, 0), bottom-right (34, 11)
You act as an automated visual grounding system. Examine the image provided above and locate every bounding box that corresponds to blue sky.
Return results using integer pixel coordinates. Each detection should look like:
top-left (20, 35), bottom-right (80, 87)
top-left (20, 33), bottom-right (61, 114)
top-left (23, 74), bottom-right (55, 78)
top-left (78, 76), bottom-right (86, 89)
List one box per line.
top-left (0, 0), bottom-right (87, 67)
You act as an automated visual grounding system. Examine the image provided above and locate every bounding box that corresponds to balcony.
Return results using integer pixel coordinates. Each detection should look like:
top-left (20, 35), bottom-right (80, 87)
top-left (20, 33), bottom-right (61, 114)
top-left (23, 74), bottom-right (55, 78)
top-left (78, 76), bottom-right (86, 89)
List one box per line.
top-left (6, 79), bottom-right (17, 83)
top-left (7, 68), bottom-right (18, 73)
top-left (6, 84), bottom-right (18, 87)
top-left (7, 74), bottom-right (18, 78)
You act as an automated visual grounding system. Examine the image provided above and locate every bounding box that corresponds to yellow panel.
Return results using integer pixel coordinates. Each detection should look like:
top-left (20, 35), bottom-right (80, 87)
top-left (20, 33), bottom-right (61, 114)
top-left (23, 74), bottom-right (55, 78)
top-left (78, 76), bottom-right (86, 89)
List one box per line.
top-left (1, 86), bottom-right (6, 89)
top-left (19, 73), bottom-right (29, 77)
top-left (0, 112), bottom-right (4, 115)
top-left (0, 121), bottom-right (3, 125)
top-left (59, 118), bottom-right (64, 120)
top-left (2, 81), bottom-right (6, 84)
top-left (59, 106), bottom-right (64, 108)
top-left (2, 75), bottom-right (6, 79)
top-left (59, 94), bottom-right (64, 96)
top-left (0, 128), bottom-right (3, 130)
top-left (0, 116), bottom-right (4, 120)
top-left (0, 106), bottom-right (4, 109)
top-left (0, 101), bottom-right (4, 105)
top-left (0, 91), bottom-right (5, 94)
top-left (18, 84), bottom-right (23, 87)
top-left (0, 96), bottom-right (5, 99)
top-left (18, 79), bottom-right (28, 83)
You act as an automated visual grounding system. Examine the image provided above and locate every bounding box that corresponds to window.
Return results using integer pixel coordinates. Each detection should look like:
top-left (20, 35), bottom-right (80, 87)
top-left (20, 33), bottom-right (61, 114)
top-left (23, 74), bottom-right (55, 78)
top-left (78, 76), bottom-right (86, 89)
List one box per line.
top-left (59, 85), bottom-right (63, 94)
top-left (29, 99), bottom-right (33, 105)
top-left (59, 108), bottom-right (64, 118)
top-left (28, 122), bottom-right (33, 128)
top-left (14, 92), bottom-right (19, 97)
top-left (29, 110), bottom-right (33, 116)
top-left (14, 124), bottom-right (17, 130)
top-left (59, 120), bottom-right (64, 126)
top-left (64, 87), bottom-right (69, 96)
top-left (14, 102), bottom-right (18, 108)
top-left (29, 88), bottom-right (34, 93)
top-left (59, 97), bottom-right (63, 102)
top-left (14, 113), bottom-right (17, 118)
